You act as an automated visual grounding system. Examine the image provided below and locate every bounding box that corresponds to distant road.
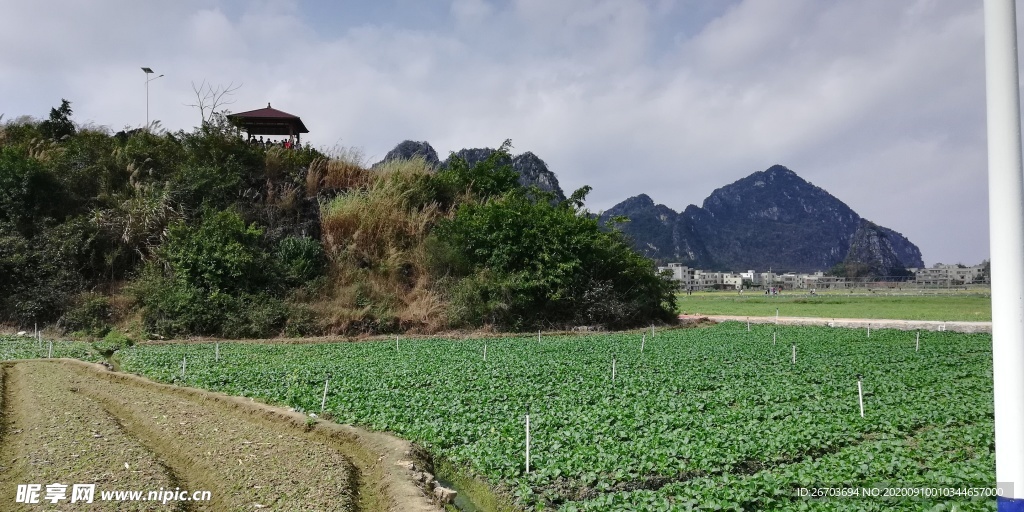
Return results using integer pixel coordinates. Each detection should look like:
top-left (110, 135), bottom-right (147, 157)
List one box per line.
top-left (679, 314), bottom-right (992, 334)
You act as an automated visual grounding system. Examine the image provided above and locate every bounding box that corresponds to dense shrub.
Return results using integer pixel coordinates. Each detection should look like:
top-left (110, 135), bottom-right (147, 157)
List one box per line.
top-left (0, 220), bottom-right (89, 324)
top-left (0, 101), bottom-right (328, 334)
top-left (93, 330), bottom-right (134, 355)
top-left (0, 146), bottom-right (69, 235)
top-left (161, 208), bottom-right (269, 293)
top-left (133, 267), bottom-right (287, 339)
top-left (429, 139), bottom-right (520, 207)
top-left (61, 293), bottom-right (113, 337)
top-left (274, 236), bottom-right (326, 287)
top-left (134, 209), bottom-right (288, 338)
top-left (282, 302), bottom-right (321, 337)
top-left (434, 186), bottom-right (677, 330)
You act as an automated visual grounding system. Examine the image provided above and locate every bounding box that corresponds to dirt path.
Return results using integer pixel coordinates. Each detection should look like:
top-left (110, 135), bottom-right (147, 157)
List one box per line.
top-left (0, 360), bottom-right (442, 512)
top-left (679, 314), bottom-right (992, 333)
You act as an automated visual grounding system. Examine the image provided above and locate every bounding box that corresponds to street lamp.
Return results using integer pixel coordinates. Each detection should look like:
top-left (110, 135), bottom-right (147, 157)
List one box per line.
top-left (142, 67), bottom-right (163, 127)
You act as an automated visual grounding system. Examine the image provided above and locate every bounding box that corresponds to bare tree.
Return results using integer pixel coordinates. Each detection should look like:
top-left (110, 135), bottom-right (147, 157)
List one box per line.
top-left (186, 80), bottom-right (242, 125)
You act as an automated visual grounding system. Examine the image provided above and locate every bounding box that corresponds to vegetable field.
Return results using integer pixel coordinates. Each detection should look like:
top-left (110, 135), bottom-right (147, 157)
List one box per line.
top-left (119, 324), bottom-right (996, 511)
top-left (0, 334), bottom-right (101, 361)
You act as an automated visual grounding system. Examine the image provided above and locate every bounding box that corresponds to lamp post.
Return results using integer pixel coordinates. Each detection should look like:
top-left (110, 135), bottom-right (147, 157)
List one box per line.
top-left (141, 67), bottom-right (163, 127)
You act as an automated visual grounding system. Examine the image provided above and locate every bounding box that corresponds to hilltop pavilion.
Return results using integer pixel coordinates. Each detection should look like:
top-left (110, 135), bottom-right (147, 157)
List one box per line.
top-left (227, 103), bottom-right (309, 144)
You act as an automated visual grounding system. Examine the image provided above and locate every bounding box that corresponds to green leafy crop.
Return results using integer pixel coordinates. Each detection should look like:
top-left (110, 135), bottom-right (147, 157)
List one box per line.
top-left (119, 324), bottom-right (996, 511)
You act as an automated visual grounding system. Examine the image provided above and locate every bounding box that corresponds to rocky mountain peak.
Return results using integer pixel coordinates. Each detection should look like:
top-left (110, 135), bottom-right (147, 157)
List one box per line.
top-left (601, 165), bottom-right (924, 273)
top-left (374, 141), bottom-right (567, 201)
top-left (376, 140), bottom-right (440, 168)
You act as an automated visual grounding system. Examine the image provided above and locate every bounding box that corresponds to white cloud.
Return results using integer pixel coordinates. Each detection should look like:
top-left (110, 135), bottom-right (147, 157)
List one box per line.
top-left (0, 0), bottom-right (1000, 265)
top-left (451, 0), bottom-right (492, 28)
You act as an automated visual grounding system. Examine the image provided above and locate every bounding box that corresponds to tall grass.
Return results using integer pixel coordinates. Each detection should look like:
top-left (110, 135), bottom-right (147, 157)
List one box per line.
top-left (314, 157), bottom-right (449, 334)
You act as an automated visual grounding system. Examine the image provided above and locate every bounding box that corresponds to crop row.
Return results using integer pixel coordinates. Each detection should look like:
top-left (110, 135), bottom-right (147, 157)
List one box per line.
top-left (118, 324), bottom-right (996, 510)
top-left (0, 334), bottom-right (101, 362)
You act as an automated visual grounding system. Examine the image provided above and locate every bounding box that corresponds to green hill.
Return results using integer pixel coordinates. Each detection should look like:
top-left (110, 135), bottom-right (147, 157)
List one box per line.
top-left (0, 101), bottom-right (675, 339)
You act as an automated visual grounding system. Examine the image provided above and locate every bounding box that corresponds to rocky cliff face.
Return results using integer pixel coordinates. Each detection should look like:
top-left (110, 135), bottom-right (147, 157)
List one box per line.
top-left (375, 140), bottom-right (441, 168)
top-left (443, 148), bottom-right (566, 201)
top-left (602, 195), bottom-right (713, 265)
top-left (844, 220), bottom-right (922, 275)
top-left (602, 165), bottom-right (924, 273)
top-left (375, 142), bottom-right (566, 201)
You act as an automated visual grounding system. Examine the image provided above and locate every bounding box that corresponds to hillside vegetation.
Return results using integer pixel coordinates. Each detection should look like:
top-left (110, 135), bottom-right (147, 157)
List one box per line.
top-left (0, 101), bottom-right (676, 339)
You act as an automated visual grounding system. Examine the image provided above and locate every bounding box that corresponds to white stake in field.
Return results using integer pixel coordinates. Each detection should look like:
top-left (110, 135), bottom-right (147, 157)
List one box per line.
top-left (857, 375), bottom-right (865, 418)
top-left (321, 375), bottom-right (330, 413)
top-left (525, 412), bottom-right (531, 474)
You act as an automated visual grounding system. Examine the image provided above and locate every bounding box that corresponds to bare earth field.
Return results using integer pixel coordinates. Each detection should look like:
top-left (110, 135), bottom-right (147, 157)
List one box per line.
top-left (0, 359), bottom-right (441, 512)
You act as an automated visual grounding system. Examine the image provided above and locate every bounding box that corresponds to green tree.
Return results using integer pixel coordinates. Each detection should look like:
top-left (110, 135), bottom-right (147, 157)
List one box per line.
top-left (430, 139), bottom-right (520, 208)
top-left (160, 208), bottom-right (268, 293)
top-left (39, 99), bottom-right (76, 140)
top-left (135, 208), bottom-right (287, 338)
top-left (0, 147), bottom-right (68, 236)
top-left (434, 186), bottom-right (677, 330)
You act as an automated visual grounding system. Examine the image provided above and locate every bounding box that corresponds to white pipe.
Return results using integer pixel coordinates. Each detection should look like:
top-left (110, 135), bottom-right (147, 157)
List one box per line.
top-left (985, 0), bottom-right (1024, 504)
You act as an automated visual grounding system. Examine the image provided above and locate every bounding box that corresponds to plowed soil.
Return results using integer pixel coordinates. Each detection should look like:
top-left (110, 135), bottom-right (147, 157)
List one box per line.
top-left (0, 360), bottom-right (440, 512)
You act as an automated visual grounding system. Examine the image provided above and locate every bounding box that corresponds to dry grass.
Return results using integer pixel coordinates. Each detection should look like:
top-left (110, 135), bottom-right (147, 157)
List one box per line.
top-left (306, 147), bottom-right (370, 197)
top-left (312, 156), bottom-right (452, 334)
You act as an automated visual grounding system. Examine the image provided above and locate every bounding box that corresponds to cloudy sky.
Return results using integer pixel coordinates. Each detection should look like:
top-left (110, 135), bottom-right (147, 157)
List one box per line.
top-left (0, 0), bottom-right (1007, 266)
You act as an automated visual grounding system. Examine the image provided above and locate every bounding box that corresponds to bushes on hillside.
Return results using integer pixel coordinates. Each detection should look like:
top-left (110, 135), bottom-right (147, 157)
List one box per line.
top-left (433, 186), bottom-right (678, 330)
top-left (1, 100), bottom-right (675, 336)
top-left (134, 209), bottom-right (289, 338)
top-left (60, 293), bottom-right (113, 337)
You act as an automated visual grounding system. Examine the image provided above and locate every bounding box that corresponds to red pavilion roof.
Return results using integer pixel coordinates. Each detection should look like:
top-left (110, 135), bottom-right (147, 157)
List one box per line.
top-left (228, 103), bottom-right (309, 134)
